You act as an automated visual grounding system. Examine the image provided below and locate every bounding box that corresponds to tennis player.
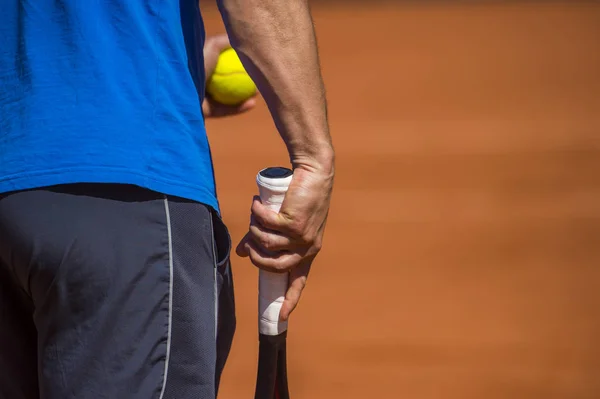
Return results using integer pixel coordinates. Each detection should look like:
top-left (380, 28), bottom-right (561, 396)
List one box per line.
top-left (0, 1), bottom-right (334, 398)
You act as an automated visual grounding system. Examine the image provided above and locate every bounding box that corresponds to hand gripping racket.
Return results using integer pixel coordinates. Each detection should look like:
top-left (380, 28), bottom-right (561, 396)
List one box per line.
top-left (254, 167), bottom-right (293, 399)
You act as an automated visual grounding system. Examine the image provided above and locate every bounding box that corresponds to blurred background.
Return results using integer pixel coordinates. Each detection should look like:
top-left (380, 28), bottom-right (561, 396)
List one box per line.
top-left (202, 1), bottom-right (600, 398)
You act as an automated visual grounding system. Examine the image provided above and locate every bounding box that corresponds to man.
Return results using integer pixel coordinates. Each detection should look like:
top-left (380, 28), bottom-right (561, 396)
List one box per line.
top-left (0, 1), bottom-right (334, 398)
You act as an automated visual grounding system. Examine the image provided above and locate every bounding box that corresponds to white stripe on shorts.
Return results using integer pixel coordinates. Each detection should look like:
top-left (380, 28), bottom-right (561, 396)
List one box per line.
top-left (158, 197), bottom-right (174, 399)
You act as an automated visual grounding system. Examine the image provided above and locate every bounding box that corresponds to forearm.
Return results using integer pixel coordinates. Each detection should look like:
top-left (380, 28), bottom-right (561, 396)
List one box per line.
top-left (217, 0), bottom-right (334, 171)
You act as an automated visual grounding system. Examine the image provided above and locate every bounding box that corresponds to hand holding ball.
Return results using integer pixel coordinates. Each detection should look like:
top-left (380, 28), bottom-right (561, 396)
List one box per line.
top-left (206, 48), bottom-right (257, 106)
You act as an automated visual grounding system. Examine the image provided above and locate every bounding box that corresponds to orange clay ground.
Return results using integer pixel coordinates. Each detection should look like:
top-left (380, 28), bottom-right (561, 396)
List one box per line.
top-left (202, 2), bottom-right (600, 398)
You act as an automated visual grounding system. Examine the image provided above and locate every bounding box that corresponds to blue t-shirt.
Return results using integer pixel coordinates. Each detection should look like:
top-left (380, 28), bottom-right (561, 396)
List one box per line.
top-left (0, 1), bottom-right (219, 212)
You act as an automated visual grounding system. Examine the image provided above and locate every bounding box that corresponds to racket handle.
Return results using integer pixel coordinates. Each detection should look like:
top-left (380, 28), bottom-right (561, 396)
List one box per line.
top-left (256, 167), bottom-right (293, 336)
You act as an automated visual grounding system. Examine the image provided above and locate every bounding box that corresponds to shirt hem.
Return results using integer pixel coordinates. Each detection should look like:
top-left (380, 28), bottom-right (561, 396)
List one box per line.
top-left (0, 168), bottom-right (220, 214)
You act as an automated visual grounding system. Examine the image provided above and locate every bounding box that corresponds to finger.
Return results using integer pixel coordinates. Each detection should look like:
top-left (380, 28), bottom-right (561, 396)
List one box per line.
top-left (280, 261), bottom-right (311, 321)
top-left (203, 34), bottom-right (231, 79)
top-left (243, 239), bottom-right (302, 273)
top-left (210, 34), bottom-right (231, 52)
top-left (235, 233), bottom-right (250, 257)
top-left (237, 97), bottom-right (257, 112)
top-left (203, 97), bottom-right (257, 118)
top-left (249, 215), bottom-right (294, 252)
top-left (219, 97), bottom-right (257, 115)
top-left (202, 99), bottom-right (211, 117)
top-left (251, 196), bottom-right (289, 232)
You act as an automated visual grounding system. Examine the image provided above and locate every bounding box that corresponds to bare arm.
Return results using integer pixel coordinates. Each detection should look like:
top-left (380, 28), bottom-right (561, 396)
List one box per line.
top-left (218, 0), bottom-right (334, 319)
top-left (216, 0), bottom-right (334, 170)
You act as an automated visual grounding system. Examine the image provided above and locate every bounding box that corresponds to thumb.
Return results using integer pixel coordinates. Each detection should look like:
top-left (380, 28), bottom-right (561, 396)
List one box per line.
top-left (280, 262), bottom-right (311, 321)
top-left (251, 196), bottom-right (287, 231)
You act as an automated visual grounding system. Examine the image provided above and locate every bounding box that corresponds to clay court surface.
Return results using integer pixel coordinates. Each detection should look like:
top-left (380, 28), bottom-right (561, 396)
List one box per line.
top-left (203, 2), bottom-right (600, 398)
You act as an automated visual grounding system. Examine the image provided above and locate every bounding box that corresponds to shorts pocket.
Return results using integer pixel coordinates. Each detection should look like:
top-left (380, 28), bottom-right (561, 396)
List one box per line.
top-left (210, 210), bottom-right (231, 269)
top-left (210, 209), bottom-right (236, 392)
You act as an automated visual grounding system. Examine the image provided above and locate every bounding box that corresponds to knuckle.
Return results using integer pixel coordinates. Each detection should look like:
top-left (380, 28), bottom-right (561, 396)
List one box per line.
top-left (252, 231), bottom-right (277, 251)
top-left (265, 262), bottom-right (286, 274)
top-left (285, 218), bottom-right (303, 234)
top-left (288, 226), bottom-right (310, 245)
top-left (273, 258), bottom-right (294, 273)
top-left (248, 250), bottom-right (259, 264)
top-left (253, 213), bottom-right (270, 229)
top-left (251, 257), bottom-right (273, 272)
top-left (300, 231), bottom-right (317, 247)
top-left (259, 236), bottom-right (273, 250)
top-left (273, 264), bottom-right (288, 273)
top-left (248, 252), bottom-right (282, 273)
top-left (298, 277), bottom-right (308, 289)
top-left (312, 238), bottom-right (323, 252)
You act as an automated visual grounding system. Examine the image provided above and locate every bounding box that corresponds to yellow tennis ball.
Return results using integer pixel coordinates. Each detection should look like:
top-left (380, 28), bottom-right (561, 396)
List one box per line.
top-left (206, 48), bottom-right (257, 105)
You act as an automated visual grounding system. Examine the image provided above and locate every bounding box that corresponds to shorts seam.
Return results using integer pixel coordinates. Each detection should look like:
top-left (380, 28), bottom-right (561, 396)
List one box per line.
top-left (209, 209), bottom-right (218, 341)
top-left (158, 197), bottom-right (174, 399)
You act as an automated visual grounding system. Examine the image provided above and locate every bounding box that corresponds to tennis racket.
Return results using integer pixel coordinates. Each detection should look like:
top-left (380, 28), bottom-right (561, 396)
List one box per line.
top-left (254, 167), bottom-right (293, 399)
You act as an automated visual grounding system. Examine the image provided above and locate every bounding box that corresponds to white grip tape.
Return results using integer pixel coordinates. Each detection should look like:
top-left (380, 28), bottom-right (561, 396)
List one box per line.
top-left (256, 170), bottom-right (292, 336)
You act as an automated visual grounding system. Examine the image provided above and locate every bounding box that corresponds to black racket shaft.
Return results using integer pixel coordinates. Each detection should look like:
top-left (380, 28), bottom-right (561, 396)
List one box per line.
top-left (254, 331), bottom-right (290, 399)
top-left (254, 168), bottom-right (293, 399)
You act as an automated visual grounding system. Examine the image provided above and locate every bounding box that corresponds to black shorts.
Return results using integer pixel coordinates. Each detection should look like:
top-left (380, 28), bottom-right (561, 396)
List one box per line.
top-left (0, 184), bottom-right (235, 399)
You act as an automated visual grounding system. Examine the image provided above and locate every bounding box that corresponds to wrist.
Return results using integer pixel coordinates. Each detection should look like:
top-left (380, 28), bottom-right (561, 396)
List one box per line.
top-left (290, 143), bottom-right (335, 176)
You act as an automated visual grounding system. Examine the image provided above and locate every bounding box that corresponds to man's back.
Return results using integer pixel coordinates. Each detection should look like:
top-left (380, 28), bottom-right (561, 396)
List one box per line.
top-left (0, 1), bottom-right (334, 398)
top-left (0, 0), bottom-right (218, 210)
